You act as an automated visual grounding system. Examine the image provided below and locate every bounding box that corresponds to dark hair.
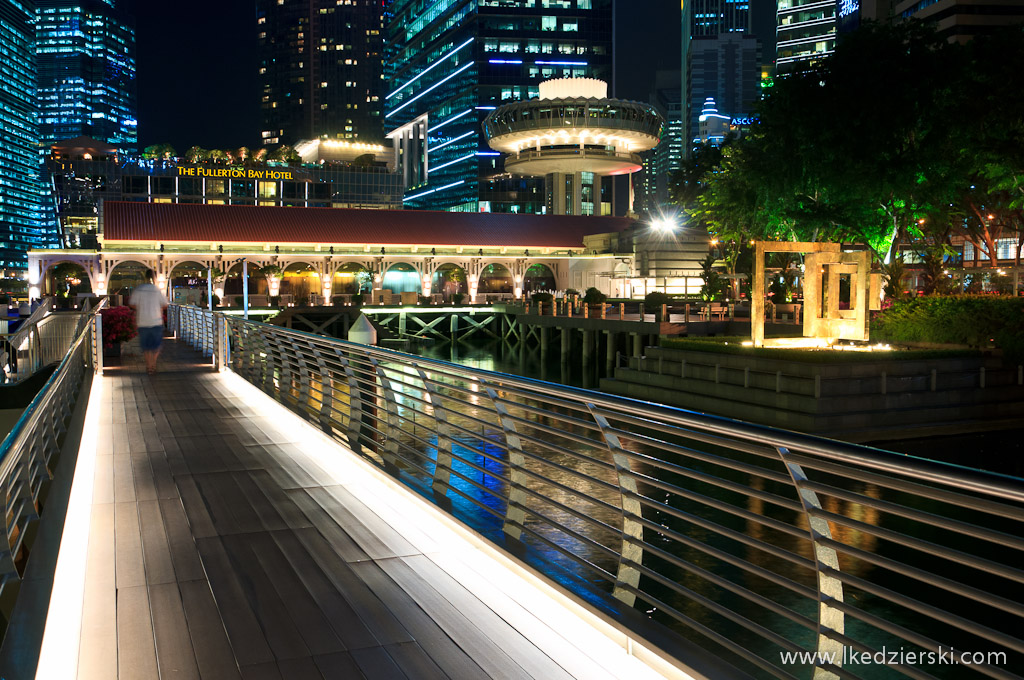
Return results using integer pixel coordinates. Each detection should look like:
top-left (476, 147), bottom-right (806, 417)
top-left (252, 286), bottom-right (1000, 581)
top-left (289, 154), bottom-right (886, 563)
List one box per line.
top-left (146, 268), bottom-right (156, 282)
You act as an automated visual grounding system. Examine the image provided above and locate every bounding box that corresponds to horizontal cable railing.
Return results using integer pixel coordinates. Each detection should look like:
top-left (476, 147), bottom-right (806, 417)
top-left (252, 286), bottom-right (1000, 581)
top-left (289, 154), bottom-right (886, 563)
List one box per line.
top-left (0, 299), bottom-right (105, 642)
top-left (169, 304), bottom-right (1024, 680)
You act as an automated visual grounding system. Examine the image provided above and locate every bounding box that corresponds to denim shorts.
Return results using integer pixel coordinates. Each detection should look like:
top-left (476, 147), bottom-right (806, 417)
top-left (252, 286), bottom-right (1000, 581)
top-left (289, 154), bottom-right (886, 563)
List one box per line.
top-left (138, 325), bottom-right (163, 351)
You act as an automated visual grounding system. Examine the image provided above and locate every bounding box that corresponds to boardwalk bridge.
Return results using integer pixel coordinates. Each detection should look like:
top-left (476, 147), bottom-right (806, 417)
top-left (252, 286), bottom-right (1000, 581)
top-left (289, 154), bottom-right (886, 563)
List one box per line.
top-left (0, 302), bottom-right (1021, 680)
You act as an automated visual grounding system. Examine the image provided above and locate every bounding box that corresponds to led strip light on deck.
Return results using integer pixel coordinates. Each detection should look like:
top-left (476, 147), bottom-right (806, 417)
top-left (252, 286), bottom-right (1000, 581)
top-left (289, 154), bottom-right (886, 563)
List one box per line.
top-left (35, 375), bottom-right (106, 679)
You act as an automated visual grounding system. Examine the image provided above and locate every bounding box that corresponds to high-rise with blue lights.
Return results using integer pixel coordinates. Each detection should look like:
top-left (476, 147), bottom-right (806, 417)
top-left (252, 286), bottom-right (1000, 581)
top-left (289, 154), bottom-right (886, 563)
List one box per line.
top-left (1, 0), bottom-right (54, 278)
top-left (384, 0), bottom-right (613, 213)
top-left (681, 0), bottom-right (760, 155)
top-left (35, 0), bottom-right (137, 152)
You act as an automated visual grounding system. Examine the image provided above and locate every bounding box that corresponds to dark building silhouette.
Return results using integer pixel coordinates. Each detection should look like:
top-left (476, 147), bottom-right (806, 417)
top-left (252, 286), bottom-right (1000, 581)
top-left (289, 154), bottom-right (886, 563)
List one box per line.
top-left (257, 0), bottom-right (384, 146)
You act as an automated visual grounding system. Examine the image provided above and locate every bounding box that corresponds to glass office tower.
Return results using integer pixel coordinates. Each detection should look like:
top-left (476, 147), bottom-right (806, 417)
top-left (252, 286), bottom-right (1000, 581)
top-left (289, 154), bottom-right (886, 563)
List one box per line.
top-left (35, 0), bottom-right (137, 152)
top-left (775, 0), bottom-right (836, 74)
top-left (384, 0), bottom-right (612, 213)
top-left (1, 0), bottom-right (55, 279)
top-left (257, 0), bottom-right (384, 146)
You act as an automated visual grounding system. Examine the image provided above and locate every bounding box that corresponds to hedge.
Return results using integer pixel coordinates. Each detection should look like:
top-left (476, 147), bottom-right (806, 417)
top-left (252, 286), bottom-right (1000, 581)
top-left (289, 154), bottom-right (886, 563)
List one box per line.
top-left (871, 296), bottom-right (1024, 364)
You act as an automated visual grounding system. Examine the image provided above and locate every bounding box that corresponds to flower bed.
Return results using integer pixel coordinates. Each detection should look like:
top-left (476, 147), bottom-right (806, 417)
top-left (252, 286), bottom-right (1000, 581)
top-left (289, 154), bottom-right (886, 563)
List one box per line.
top-left (101, 305), bottom-right (137, 348)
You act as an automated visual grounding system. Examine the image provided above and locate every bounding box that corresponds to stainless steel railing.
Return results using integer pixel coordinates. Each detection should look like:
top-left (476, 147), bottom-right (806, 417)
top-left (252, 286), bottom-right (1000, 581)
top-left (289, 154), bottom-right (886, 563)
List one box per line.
top-left (169, 304), bottom-right (1024, 680)
top-left (0, 299), bottom-right (105, 641)
top-left (0, 298), bottom-right (90, 384)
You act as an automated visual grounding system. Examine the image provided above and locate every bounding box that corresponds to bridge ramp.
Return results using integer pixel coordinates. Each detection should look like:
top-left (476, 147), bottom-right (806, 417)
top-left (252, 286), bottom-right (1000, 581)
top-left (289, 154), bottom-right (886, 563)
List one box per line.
top-left (54, 340), bottom-right (666, 680)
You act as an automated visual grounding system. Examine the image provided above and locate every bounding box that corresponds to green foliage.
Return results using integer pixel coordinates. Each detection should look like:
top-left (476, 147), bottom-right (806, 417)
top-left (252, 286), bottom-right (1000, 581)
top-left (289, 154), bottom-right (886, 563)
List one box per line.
top-left (142, 143), bottom-right (176, 160)
top-left (419, 295), bottom-right (432, 305)
top-left (451, 293), bottom-right (464, 305)
top-left (234, 296), bottom-right (244, 307)
top-left (880, 255), bottom-right (907, 300)
top-left (644, 291), bottom-right (672, 308)
top-left (531, 292), bottom-right (554, 303)
top-left (260, 265), bottom-right (283, 279)
top-left (582, 287), bottom-right (607, 305)
top-left (352, 293), bottom-right (364, 305)
top-left (672, 22), bottom-right (1024, 267)
top-left (211, 294), bottom-right (220, 307)
top-left (872, 296), bottom-right (1024, 363)
top-left (269, 145), bottom-right (300, 163)
top-left (269, 295), bottom-right (281, 307)
top-left (699, 254), bottom-right (727, 302)
top-left (564, 288), bottom-right (580, 297)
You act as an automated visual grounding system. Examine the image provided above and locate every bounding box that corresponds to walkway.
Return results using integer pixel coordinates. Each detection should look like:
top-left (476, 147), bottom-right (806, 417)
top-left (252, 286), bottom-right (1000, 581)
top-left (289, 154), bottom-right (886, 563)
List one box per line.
top-left (60, 338), bottom-right (665, 680)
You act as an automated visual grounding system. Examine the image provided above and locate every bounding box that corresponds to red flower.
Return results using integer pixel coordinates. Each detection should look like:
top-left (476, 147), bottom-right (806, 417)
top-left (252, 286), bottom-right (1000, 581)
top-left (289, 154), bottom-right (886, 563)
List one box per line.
top-left (100, 306), bottom-right (137, 348)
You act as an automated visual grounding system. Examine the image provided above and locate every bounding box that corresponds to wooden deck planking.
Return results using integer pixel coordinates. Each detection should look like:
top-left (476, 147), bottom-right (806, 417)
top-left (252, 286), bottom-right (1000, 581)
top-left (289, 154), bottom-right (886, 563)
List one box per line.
top-left (65, 339), bottom-right (662, 680)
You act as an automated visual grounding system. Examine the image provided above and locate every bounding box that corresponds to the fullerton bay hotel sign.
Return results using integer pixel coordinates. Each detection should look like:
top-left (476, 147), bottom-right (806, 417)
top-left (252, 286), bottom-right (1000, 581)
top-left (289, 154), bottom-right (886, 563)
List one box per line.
top-left (176, 166), bottom-right (296, 180)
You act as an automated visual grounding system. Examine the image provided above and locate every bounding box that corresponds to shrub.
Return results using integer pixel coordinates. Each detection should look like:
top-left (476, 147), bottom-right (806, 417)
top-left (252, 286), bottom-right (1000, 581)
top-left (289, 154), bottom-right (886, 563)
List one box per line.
top-left (645, 291), bottom-right (672, 308)
top-left (564, 288), bottom-right (580, 297)
top-left (451, 293), bottom-right (464, 305)
top-left (352, 293), bottom-right (364, 305)
top-left (100, 306), bottom-right (136, 348)
top-left (419, 295), bottom-right (432, 305)
top-left (531, 292), bottom-right (554, 303)
top-left (583, 287), bottom-right (607, 305)
top-left (872, 296), bottom-right (1024, 364)
top-left (269, 295), bottom-right (281, 307)
top-left (211, 294), bottom-right (220, 307)
top-left (234, 296), bottom-right (244, 307)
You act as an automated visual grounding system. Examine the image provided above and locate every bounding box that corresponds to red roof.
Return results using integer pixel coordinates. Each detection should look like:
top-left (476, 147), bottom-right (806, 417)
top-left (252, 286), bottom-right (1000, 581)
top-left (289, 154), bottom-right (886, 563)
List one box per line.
top-left (102, 202), bottom-right (631, 248)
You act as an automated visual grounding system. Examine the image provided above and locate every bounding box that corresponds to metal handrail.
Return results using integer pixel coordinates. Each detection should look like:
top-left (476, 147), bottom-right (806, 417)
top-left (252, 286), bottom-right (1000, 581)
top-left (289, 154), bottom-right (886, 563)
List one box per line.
top-left (0, 299), bottom-right (89, 384)
top-left (169, 304), bottom-right (1024, 680)
top-left (0, 299), bottom-right (105, 642)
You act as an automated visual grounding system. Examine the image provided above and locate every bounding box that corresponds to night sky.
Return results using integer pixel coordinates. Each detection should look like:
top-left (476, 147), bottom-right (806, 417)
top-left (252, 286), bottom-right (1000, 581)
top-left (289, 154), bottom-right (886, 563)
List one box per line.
top-left (132, 1), bottom-right (776, 151)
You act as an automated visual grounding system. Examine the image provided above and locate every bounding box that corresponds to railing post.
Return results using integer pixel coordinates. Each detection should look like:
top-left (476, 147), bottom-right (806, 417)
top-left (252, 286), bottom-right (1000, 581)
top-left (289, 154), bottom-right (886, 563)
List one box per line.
top-left (335, 350), bottom-right (365, 455)
top-left (93, 312), bottom-right (103, 375)
top-left (586, 405), bottom-right (643, 607)
top-left (415, 364), bottom-right (452, 497)
top-left (369, 357), bottom-right (401, 470)
top-left (482, 380), bottom-right (528, 541)
top-left (777, 446), bottom-right (844, 680)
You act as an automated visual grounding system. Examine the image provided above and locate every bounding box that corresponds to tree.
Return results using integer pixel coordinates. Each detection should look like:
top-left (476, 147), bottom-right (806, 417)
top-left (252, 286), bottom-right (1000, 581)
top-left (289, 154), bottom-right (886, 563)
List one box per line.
top-left (142, 143), bottom-right (177, 160)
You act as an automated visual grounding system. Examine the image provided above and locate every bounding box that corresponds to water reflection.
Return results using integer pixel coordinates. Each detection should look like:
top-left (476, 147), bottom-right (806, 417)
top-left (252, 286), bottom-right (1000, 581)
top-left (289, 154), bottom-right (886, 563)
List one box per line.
top-left (271, 335), bottom-right (1021, 680)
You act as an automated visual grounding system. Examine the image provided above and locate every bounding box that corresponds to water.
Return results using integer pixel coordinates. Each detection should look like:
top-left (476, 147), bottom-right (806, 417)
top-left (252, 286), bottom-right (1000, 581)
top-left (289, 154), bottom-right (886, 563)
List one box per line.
top-left (326, 337), bottom-right (1023, 678)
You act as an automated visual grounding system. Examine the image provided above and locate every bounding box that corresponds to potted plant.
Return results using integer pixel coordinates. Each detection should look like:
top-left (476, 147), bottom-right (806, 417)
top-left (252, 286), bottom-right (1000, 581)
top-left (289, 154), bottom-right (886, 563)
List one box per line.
top-left (531, 291), bottom-right (553, 314)
top-left (451, 292), bottom-right (464, 305)
top-left (100, 306), bottom-right (136, 356)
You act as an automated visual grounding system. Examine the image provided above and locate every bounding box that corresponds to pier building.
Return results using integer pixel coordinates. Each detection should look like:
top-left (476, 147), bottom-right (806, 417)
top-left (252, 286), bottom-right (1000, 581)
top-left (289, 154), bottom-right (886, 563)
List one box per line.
top-left (482, 78), bottom-right (664, 215)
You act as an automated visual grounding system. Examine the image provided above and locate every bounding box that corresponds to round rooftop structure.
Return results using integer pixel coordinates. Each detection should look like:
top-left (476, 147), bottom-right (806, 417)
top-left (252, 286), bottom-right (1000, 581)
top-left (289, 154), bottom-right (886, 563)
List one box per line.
top-left (483, 78), bottom-right (664, 178)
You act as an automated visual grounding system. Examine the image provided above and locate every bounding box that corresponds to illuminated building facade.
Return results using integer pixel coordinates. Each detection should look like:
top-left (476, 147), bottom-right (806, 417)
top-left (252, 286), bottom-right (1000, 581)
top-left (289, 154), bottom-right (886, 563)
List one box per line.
top-left (893, 0), bottom-right (1024, 43)
top-left (35, 0), bottom-right (137, 152)
top-left (640, 69), bottom-right (684, 213)
top-left (256, 0), bottom-right (384, 146)
top-left (384, 0), bottom-right (613, 213)
top-left (681, 0), bottom-right (760, 154)
top-left (1, 0), bottom-right (56, 280)
top-left (47, 138), bottom-right (403, 248)
top-left (775, 0), bottom-right (837, 74)
top-left (483, 78), bottom-right (662, 216)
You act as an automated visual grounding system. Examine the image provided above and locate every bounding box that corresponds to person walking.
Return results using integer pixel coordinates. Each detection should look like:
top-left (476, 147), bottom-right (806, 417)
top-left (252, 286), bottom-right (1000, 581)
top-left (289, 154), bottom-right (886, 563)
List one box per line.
top-left (129, 269), bottom-right (169, 375)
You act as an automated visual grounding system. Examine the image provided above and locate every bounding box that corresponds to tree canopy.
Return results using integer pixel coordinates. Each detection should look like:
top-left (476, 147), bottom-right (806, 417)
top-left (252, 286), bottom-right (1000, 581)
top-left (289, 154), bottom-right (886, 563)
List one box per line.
top-left (674, 22), bottom-right (1024, 267)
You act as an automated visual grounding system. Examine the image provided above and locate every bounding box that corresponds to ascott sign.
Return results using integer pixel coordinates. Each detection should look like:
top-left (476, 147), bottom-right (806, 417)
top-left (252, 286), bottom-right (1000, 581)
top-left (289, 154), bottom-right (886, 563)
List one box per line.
top-left (176, 166), bottom-right (295, 180)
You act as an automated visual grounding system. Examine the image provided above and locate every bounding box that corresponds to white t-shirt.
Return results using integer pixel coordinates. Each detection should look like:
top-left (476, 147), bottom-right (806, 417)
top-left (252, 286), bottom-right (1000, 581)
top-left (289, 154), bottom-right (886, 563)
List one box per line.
top-left (129, 283), bottom-right (168, 328)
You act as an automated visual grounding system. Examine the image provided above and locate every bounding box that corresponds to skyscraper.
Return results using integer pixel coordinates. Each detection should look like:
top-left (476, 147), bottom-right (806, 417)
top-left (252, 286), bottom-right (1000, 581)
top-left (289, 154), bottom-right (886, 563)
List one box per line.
top-left (774, 0), bottom-right (837, 74)
top-left (257, 0), bottom-right (384, 147)
top-left (1, 0), bottom-right (55, 278)
top-left (384, 0), bottom-right (613, 213)
top-left (893, 0), bottom-right (1023, 43)
top-left (681, 0), bottom-right (760, 154)
top-left (640, 69), bottom-right (683, 212)
top-left (35, 0), bottom-right (137, 152)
